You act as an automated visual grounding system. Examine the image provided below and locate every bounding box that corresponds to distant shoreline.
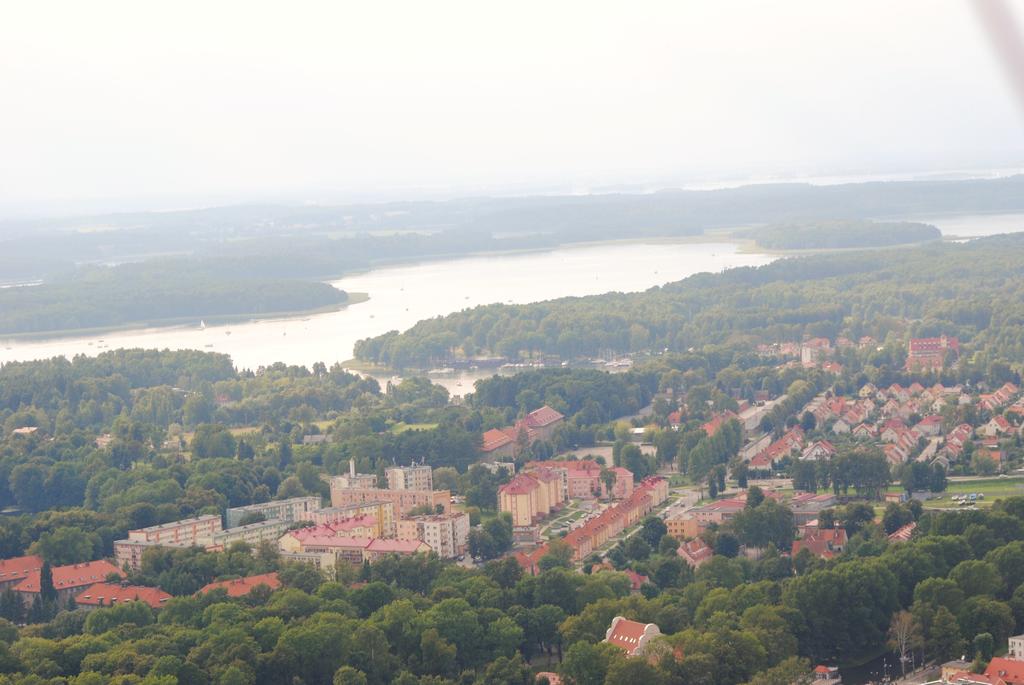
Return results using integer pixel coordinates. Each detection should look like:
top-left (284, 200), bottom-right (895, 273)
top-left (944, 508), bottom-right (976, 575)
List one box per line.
top-left (0, 292), bottom-right (370, 343)
top-left (0, 219), bottom-right (1008, 345)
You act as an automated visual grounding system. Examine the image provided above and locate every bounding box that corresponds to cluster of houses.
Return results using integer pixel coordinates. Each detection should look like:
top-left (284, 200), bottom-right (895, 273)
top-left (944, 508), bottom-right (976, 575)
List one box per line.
top-left (666, 488), bottom-right (860, 566)
top-left (497, 459), bottom-right (635, 539)
top-left (514, 477), bottom-right (670, 573)
top-left (479, 405), bottom-right (565, 460)
top-left (755, 335), bottom-right (960, 376)
top-left (740, 379), bottom-right (1021, 475)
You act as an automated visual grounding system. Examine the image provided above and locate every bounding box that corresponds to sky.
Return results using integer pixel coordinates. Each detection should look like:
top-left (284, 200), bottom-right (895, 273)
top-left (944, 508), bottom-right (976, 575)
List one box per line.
top-left (2, 1), bottom-right (1024, 217)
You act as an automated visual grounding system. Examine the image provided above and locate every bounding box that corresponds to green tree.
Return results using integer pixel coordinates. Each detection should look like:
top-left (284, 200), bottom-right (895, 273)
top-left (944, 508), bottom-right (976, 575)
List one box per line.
top-left (332, 666), bottom-right (368, 685)
top-left (604, 657), bottom-right (664, 685)
top-left (559, 641), bottom-right (625, 685)
top-left (39, 561), bottom-right (57, 605)
top-left (928, 606), bottom-right (964, 662)
top-left (538, 540), bottom-right (574, 571)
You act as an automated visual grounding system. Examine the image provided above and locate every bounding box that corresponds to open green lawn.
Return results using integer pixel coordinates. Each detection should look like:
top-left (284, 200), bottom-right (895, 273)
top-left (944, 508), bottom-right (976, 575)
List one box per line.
top-left (905, 477), bottom-right (1024, 509)
top-left (388, 422), bottom-right (439, 434)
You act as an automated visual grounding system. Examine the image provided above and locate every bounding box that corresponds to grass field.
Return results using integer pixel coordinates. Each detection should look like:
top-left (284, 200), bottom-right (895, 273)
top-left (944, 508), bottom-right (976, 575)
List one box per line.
top-left (388, 422), bottom-right (439, 434)
top-left (901, 477), bottom-right (1024, 509)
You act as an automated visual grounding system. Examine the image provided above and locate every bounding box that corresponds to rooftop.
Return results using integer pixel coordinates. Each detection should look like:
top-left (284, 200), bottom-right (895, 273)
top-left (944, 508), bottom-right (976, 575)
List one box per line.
top-left (15, 560), bottom-right (125, 593)
top-left (198, 572), bottom-right (281, 597)
top-left (75, 583), bottom-right (172, 609)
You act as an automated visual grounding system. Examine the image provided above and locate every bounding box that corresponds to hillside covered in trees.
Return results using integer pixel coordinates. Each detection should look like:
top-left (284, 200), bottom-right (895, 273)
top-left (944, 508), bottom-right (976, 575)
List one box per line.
top-left (0, 262), bottom-right (350, 336)
top-left (354, 234), bottom-right (1024, 368)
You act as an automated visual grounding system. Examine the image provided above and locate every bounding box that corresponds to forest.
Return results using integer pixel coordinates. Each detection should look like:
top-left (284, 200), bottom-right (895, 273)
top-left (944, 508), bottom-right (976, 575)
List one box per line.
top-left (354, 233), bottom-right (1024, 368)
top-left (0, 262), bottom-right (349, 336)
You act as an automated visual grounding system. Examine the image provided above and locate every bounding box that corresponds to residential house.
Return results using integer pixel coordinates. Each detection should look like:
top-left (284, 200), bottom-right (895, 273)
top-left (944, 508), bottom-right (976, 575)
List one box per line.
top-left (702, 411), bottom-right (738, 436)
top-left (480, 429), bottom-right (516, 460)
top-left (792, 525), bottom-right (848, 559)
top-left (801, 440), bottom-right (836, 461)
top-left (915, 415), bottom-right (944, 437)
top-left (789, 493), bottom-right (838, 525)
top-left (677, 538), bottom-right (713, 568)
top-left (980, 415), bottom-right (1014, 438)
top-left (852, 423), bottom-right (877, 440)
top-left (831, 418), bottom-right (852, 435)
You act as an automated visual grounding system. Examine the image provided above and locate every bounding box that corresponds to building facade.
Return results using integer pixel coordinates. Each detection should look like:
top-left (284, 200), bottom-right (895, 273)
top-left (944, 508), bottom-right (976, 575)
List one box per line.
top-left (385, 464), bottom-right (433, 491)
top-left (329, 484), bottom-right (450, 518)
top-left (396, 512), bottom-right (470, 558)
top-left (225, 497), bottom-right (321, 528)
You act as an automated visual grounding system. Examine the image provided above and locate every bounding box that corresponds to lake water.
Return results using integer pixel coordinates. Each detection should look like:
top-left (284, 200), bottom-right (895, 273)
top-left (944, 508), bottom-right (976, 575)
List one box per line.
top-left (905, 212), bottom-right (1024, 237)
top-left (4, 209), bottom-right (1020, 394)
top-left (0, 241), bottom-right (775, 393)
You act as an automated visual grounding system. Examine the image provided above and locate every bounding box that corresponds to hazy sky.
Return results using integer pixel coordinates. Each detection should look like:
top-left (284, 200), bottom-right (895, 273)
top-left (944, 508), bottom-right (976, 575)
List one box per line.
top-left (3, 1), bottom-right (1024, 216)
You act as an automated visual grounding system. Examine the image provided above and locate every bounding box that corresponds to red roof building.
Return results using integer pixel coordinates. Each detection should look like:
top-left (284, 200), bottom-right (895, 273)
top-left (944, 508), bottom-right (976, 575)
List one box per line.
top-left (792, 526), bottom-right (848, 559)
top-left (887, 522), bottom-right (917, 543)
top-left (481, 428), bottom-right (514, 453)
top-left (986, 657), bottom-right (1024, 685)
top-left (198, 572), bottom-right (281, 597)
top-left (0, 555), bottom-right (43, 590)
top-left (15, 560), bottom-right (124, 596)
top-left (604, 616), bottom-right (662, 656)
top-left (524, 405), bottom-right (565, 429)
top-left (907, 336), bottom-right (959, 370)
top-left (678, 538), bottom-right (713, 568)
top-left (949, 674), bottom-right (1006, 685)
top-left (623, 569), bottom-right (649, 592)
top-left (702, 411), bottom-right (738, 436)
top-left (75, 583), bottom-right (172, 610)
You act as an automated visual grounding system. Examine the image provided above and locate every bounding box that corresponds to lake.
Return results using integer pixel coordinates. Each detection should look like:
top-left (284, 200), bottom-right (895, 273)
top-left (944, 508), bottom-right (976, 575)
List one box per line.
top-left (906, 212), bottom-right (1024, 238)
top-left (0, 241), bottom-right (775, 393)
top-left (4, 208), bottom-right (1022, 395)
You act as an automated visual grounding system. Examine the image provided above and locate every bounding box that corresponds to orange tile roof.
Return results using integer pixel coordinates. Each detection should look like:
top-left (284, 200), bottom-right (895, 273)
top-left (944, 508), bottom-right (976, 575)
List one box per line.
top-left (75, 583), bottom-right (172, 609)
top-left (986, 658), bottom-right (1024, 685)
top-left (606, 617), bottom-right (652, 655)
top-left (364, 539), bottom-right (430, 554)
top-left (0, 555), bottom-right (43, 583)
top-left (15, 560), bottom-right (124, 593)
top-left (481, 428), bottom-right (513, 452)
top-left (198, 572), bottom-right (281, 597)
top-left (499, 473), bottom-right (541, 496)
top-left (525, 406), bottom-right (565, 428)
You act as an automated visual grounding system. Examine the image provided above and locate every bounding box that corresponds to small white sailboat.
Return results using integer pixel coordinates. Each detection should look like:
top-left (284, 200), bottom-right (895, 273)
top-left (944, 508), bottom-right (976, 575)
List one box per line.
top-left (200, 320), bottom-right (207, 330)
